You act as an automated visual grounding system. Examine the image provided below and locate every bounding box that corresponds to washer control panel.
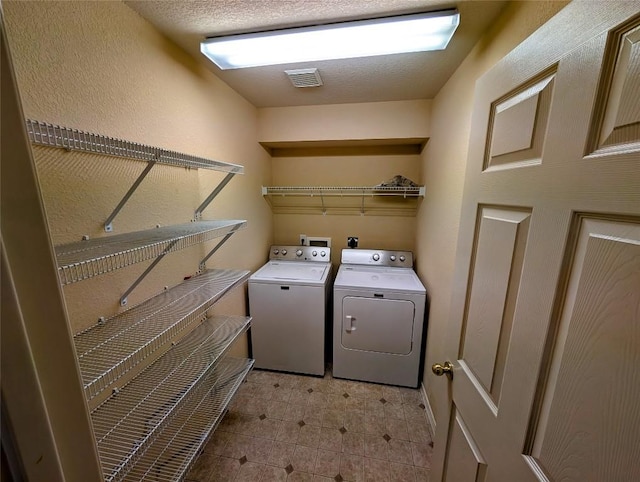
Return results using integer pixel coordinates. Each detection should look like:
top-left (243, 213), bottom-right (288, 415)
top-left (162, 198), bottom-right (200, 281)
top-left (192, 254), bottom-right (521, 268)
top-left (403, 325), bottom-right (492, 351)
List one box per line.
top-left (341, 249), bottom-right (413, 267)
top-left (269, 246), bottom-right (330, 262)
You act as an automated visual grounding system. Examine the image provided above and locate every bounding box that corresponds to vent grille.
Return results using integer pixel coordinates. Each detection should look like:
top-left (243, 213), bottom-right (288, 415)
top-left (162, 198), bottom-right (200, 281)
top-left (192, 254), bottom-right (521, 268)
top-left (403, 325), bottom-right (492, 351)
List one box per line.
top-left (285, 68), bottom-right (323, 88)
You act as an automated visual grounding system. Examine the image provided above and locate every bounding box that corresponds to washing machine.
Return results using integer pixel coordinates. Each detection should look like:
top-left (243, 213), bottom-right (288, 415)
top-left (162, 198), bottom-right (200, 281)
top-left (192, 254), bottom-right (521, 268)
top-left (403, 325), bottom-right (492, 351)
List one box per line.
top-left (249, 246), bottom-right (332, 376)
top-left (333, 249), bottom-right (426, 387)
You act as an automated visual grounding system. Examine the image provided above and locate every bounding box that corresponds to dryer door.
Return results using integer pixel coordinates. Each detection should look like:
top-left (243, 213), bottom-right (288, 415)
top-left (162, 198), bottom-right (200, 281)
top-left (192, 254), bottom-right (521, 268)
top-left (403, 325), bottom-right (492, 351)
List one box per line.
top-left (341, 296), bottom-right (415, 355)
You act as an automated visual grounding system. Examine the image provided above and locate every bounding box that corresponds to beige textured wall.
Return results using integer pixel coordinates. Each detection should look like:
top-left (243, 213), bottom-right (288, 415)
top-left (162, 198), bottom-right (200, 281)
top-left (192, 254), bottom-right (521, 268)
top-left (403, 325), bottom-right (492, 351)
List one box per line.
top-left (3, 1), bottom-right (272, 356)
top-left (415, 0), bottom-right (569, 426)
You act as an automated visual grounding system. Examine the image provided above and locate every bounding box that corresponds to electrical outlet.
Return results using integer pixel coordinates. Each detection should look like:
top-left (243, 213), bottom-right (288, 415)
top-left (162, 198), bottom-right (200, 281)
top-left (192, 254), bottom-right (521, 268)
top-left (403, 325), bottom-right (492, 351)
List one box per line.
top-left (347, 236), bottom-right (358, 248)
top-left (299, 234), bottom-right (307, 246)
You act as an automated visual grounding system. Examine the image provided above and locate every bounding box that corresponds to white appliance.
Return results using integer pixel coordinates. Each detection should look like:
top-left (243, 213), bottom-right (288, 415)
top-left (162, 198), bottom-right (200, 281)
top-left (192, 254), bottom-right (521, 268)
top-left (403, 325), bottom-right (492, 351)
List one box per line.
top-left (333, 249), bottom-right (426, 387)
top-left (249, 245), bottom-right (332, 376)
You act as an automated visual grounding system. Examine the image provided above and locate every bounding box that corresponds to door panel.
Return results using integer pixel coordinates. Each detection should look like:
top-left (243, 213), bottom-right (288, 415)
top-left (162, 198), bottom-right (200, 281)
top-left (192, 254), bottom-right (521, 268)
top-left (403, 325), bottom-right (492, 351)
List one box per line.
top-left (461, 207), bottom-right (531, 407)
top-left (341, 296), bottom-right (414, 354)
top-left (432, 4), bottom-right (640, 482)
top-left (444, 409), bottom-right (487, 482)
top-left (526, 217), bottom-right (640, 481)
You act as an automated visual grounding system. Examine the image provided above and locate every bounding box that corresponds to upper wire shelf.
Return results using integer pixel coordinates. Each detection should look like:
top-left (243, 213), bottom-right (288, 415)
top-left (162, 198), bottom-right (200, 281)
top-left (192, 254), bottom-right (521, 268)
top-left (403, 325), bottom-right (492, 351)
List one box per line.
top-left (75, 269), bottom-right (250, 401)
top-left (55, 220), bottom-right (246, 285)
top-left (262, 185), bottom-right (426, 197)
top-left (26, 119), bottom-right (244, 174)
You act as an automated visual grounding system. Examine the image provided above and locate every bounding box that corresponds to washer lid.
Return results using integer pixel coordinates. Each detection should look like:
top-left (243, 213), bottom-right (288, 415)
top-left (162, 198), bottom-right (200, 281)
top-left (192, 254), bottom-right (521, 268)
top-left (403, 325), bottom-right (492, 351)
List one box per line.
top-left (250, 261), bottom-right (330, 283)
top-left (335, 265), bottom-right (425, 293)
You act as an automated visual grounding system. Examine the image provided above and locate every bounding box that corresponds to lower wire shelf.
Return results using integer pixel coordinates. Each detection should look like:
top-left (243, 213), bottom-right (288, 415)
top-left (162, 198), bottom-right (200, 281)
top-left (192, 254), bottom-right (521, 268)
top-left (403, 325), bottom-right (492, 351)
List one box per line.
top-left (91, 315), bottom-right (251, 482)
top-left (123, 357), bottom-right (254, 482)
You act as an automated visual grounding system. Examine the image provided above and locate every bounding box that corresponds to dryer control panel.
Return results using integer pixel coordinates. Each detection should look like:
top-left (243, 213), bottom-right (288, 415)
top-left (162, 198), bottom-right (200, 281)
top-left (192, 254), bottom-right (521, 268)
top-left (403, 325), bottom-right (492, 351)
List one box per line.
top-left (340, 249), bottom-right (414, 267)
top-left (269, 245), bottom-right (331, 262)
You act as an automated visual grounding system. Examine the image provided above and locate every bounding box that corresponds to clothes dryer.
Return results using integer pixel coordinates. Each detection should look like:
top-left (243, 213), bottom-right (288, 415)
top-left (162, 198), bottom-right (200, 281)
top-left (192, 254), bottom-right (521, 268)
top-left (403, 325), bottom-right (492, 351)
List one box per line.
top-left (333, 249), bottom-right (426, 387)
top-left (249, 246), bottom-right (331, 376)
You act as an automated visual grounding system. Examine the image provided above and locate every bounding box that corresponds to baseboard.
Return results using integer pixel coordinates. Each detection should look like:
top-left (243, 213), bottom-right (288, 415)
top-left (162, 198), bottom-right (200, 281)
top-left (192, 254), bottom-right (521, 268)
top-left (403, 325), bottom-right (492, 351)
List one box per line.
top-left (420, 381), bottom-right (436, 438)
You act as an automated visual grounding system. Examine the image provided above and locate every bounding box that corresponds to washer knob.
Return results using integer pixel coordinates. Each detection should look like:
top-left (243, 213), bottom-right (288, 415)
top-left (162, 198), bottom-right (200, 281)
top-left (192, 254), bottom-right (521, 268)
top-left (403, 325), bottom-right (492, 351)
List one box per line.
top-left (296, 249), bottom-right (303, 257)
top-left (390, 255), bottom-right (396, 261)
top-left (281, 249), bottom-right (287, 255)
top-left (372, 253), bottom-right (380, 261)
top-left (312, 250), bottom-right (318, 256)
top-left (400, 255), bottom-right (406, 262)
top-left (320, 251), bottom-right (326, 257)
top-left (273, 249), bottom-right (279, 255)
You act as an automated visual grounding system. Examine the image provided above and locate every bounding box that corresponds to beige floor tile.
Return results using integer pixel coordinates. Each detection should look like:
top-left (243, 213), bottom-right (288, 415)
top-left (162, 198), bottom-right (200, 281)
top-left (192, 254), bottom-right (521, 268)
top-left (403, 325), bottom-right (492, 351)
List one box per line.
top-left (363, 414), bottom-right (386, 436)
top-left (364, 399), bottom-right (385, 417)
top-left (266, 399), bottom-right (289, 420)
top-left (235, 461), bottom-right (266, 481)
top-left (415, 466), bottom-right (430, 482)
top-left (318, 427), bottom-right (343, 452)
top-left (288, 471), bottom-right (314, 481)
top-left (303, 406), bottom-right (324, 427)
top-left (272, 386), bottom-right (293, 403)
top-left (342, 431), bottom-right (364, 456)
top-left (400, 389), bottom-right (422, 405)
top-left (321, 408), bottom-right (345, 429)
top-left (364, 434), bottom-right (389, 461)
top-left (314, 449), bottom-right (341, 478)
top-left (381, 386), bottom-right (403, 404)
top-left (251, 416), bottom-right (282, 439)
top-left (259, 464), bottom-right (288, 481)
top-left (204, 430), bottom-right (232, 455)
top-left (267, 440), bottom-right (296, 467)
top-left (185, 452), bottom-right (218, 481)
top-left (385, 417), bottom-right (409, 441)
top-left (343, 409), bottom-right (366, 433)
top-left (313, 476), bottom-right (335, 481)
top-left (276, 420), bottom-right (301, 444)
top-left (292, 445), bottom-right (318, 473)
top-left (384, 402), bottom-right (406, 420)
top-left (209, 456), bottom-right (241, 481)
top-left (345, 396), bottom-right (366, 411)
top-left (388, 438), bottom-right (414, 465)
top-left (340, 453), bottom-right (364, 482)
top-left (407, 419), bottom-right (432, 444)
top-left (326, 393), bottom-right (348, 410)
top-left (363, 456), bottom-right (390, 482)
top-left (389, 462), bottom-right (417, 482)
top-left (297, 424), bottom-right (321, 448)
top-left (284, 402), bottom-right (307, 422)
top-left (290, 388), bottom-right (313, 405)
top-left (410, 442), bottom-right (433, 469)
top-left (308, 391), bottom-right (329, 408)
top-left (403, 403), bottom-right (427, 421)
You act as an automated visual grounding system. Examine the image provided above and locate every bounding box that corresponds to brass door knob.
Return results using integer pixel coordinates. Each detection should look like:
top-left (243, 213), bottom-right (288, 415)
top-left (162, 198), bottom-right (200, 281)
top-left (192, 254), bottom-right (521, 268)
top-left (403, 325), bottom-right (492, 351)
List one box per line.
top-left (432, 361), bottom-right (453, 378)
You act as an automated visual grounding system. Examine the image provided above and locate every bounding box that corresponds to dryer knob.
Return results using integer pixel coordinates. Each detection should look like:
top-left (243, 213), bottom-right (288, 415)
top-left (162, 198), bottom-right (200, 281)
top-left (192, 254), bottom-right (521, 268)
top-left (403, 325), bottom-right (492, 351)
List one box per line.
top-left (390, 255), bottom-right (396, 261)
top-left (296, 249), bottom-right (303, 257)
top-left (282, 249), bottom-right (287, 255)
top-left (312, 250), bottom-right (318, 256)
top-left (372, 253), bottom-right (380, 261)
top-left (273, 249), bottom-right (279, 255)
top-left (400, 255), bottom-right (406, 262)
top-left (320, 251), bottom-right (326, 257)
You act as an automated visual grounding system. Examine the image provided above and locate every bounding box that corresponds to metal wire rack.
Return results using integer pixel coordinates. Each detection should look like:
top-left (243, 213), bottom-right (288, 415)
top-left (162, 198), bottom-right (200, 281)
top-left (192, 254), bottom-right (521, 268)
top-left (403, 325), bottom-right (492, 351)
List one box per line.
top-left (55, 220), bottom-right (246, 284)
top-left (75, 269), bottom-right (250, 400)
top-left (91, 315), bottom-right (250, 482)
top-left (26, 119), bottom-right (244, 173)
top-left (262, 185), bottom-right (426, 197)
top-left (122, 357), bottom-right (253, 482)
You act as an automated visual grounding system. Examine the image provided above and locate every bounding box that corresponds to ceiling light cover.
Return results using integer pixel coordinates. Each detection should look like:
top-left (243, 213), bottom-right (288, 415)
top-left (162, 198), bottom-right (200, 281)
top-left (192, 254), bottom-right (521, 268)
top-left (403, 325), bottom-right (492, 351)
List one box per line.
top-left (201, 10), bottom-right (460, 70)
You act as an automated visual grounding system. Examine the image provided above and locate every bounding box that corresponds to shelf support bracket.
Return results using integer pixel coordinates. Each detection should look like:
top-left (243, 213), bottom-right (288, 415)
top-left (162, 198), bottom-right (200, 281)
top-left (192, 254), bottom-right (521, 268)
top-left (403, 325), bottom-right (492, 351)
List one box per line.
top-left (120, 237), bottom-right (179, 306)
top-left (361, 189), bottom-right (365, 215)
top-left (104, 159), bottom-right (157, 232)
top-left (198, 223), bottom-right (243, 271)
top-left (320, 190), bottom-right (326, 215)
top-left (194, 172), bottom-right (236, 220)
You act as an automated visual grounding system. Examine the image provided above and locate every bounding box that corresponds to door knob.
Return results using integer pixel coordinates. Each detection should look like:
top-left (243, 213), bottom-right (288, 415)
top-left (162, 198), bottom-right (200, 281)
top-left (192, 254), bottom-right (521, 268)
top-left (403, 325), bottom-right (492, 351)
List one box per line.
top-left (432, 361), bottom-right (453, 379)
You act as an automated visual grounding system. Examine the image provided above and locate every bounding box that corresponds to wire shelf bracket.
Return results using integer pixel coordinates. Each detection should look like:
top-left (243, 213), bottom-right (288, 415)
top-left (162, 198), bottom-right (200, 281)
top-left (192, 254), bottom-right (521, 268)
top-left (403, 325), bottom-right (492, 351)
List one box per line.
top-left (198, 222), bottom-right (244, 271)
top-left (194, 172), bottom-right (236, 220)
top-left (25, 119), bottom-right (245, 232)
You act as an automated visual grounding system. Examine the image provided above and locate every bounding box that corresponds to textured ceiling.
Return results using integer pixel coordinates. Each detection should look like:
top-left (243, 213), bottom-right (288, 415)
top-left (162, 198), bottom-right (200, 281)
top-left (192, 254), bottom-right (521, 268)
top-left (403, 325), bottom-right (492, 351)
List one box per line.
top-left (125, 0), bottom-right (507, 108)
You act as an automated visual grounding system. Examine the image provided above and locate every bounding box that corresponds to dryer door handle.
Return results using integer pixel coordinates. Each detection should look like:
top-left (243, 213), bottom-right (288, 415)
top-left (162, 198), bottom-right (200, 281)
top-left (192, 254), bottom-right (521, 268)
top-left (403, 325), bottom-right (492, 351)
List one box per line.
top-left (344, 315), bottom-right (356, 333)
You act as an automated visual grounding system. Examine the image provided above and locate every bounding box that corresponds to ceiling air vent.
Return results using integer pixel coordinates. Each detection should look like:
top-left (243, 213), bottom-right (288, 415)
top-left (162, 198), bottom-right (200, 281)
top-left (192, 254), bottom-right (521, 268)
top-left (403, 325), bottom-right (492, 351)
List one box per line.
top-left (285, 68), bottom-right (323, 88)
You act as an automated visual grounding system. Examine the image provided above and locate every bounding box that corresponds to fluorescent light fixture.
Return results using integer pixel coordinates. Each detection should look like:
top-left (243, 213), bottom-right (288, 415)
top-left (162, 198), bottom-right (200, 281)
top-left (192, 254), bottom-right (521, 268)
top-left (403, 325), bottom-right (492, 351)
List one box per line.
top-left (201, 10), bottom-right (460, 70)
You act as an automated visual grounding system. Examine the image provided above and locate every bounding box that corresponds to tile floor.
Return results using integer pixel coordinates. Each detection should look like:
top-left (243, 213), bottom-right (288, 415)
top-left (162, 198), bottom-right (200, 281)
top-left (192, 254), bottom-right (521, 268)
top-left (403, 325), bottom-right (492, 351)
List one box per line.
top-left (186, 368), bottom-right (433, 481)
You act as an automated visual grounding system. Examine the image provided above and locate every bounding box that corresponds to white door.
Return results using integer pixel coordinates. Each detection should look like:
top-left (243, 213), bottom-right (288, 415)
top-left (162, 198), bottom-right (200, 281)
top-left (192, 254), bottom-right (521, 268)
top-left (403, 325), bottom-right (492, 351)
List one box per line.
top-left (431, 3), bottom-right (640, 481)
